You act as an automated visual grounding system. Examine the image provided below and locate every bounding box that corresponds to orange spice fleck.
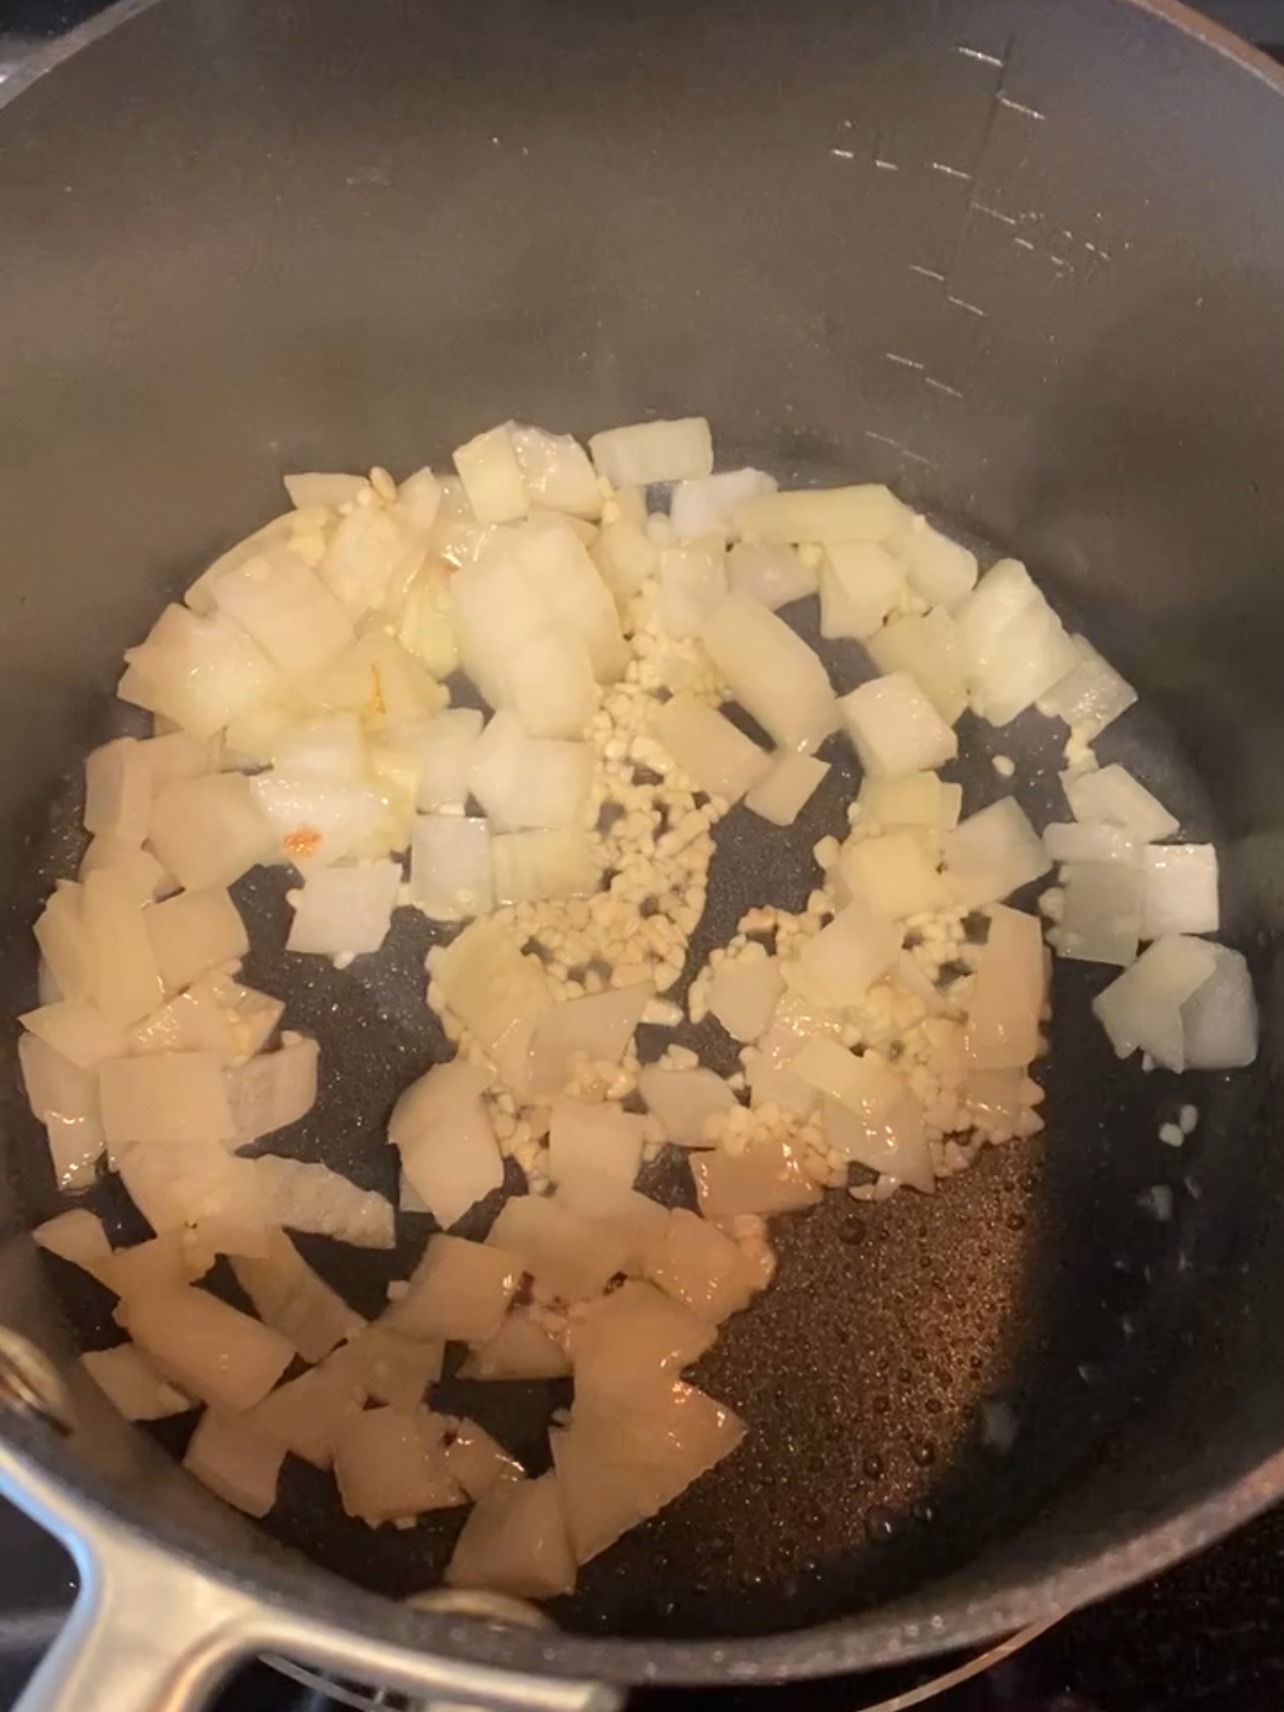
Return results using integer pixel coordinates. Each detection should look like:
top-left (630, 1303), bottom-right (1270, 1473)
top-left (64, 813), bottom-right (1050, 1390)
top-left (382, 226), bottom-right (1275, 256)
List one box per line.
top-left (283, 827), bottom-right (322, 859)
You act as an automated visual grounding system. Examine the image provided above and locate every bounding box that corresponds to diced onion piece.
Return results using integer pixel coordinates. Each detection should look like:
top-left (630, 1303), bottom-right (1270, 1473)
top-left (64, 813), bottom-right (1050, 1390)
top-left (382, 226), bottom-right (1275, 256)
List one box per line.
top-left (821, 1091), bottom-right (934, 1192)
top-left (125, 1286), bottom-right (294, 1411)
top-left (286, 860), bottom-right (401, 956)
top-left (413, 709), bottom-right (484, 811)
top-left (588, 418), bottom-right (713, 487)
top-left (393, 563), bottom-right (459, 679)
top-left (146, 887), bottom-right (248, 995)
top-left (658, 541), bottom-right (728, 639)
top-left (254, 1155), bottom-right (395, 1248)
top-left (791, 900), bottom-right (900, 1007)
top-left (319, 507), bottom-right (421, 614)
top-left (314, 630), bottom-right (446, 728)
top-left (453, 424), bottom-right (530, 525)
top-left (817, 541), bottom-right (905, 641)
top-left (460, 1311), bottom-right (571, 1381)
top-left (1141, 845), bottom-right (1219, 939)
top-left (118, 1141), bottom-right (273, 1257)
top-left (446, 1471), bottom-right (576, 1599)
top-left (230, 1231), bottom-right (364, 1363)
top-left (1043, 821), bottom-right (1140, 866)
top-left (20, 1001), bottom-right (126, 1072)
top-left (509, 424), bottom-right (601, 520)
top-left (867, 609), bottom-right (968, 725)
top-left (645, 1208), bottom-right (761, 1323)
top-left (410, 816), bottom-right (493, 921)
top-left (943, 798), bottom-right (1051, 908)
top-left (839, 831), bottom-right (948, 918)
top-left (552, 1173), bottom-right (670, 1276)
top-left (184, 508), bottom-right (329, 612)
top-left (569, 1281), bottom-right (715, 1406)
top-left (325, 1322), bottom-right (443, 1411)
top-left (1093, 935), bottom-right (1219, 1072)
top-left (691, 1140), bottom-right (821, 1226)
top-left (34, 882), bottom-right (94, 1002)
top-left (591, 519), bottom-right (659, 612)
top-left (653, 693), bottom-right (770, 802)
top-left (130, 974), bottom-right (282, 1063)
top-left (705, 958), bottom-right (784, 1043)
top-left (1181, 945), bottom-right (1258, 1069)
top-left (470, 710), bottom-right (592, 831)
top-left (117, 664), bottom-right (161, 712)
top-left (552, 1381), bottom-right (745, 1564)
top-left (1039, 634), bottom-right (1137, 740)
top-left (33, 1209), bottom-right (115, 1286)
top-left (143, 731), bottom-right (213, 788)
top-left (82, 868), bottom-right (163, 1026)
top-left (81, 1344), bottom-right (191, 1422)
top-left (283, 471), bottom-right (367, 509)
top-left (444, 1418), bottom-right (524, 1500)
top-left (726, 541), bottom-right (815, 609)
top-left (744, 752), bottom-right (829, 827)
top-left (150, 774), bottom-right (275, 891)
top-left (124, 604), bottom-right (280, 739)
top-left (963, 1069), bottom-right (1034, 1139)
top-left (432, 920), bottom-right (551, 1081)
top-left (334, 1406), bottom-right (466, 1525)
top-left (1063, 763), bottom-right (1180, 843)
top-left (391, 1235), bottom-right (520, 1344)
top-left (670, 469), bottom-right (776, 541)
top-left (84, 737), bottom-right (152, 846)
top-left (513, 516), bottom-right (630, 683)
top-left (793, 1037), bottom-right (901, 1116)
top-left (100, 1052), bottom-right (234, 1147)
top-left (956, 559), bottom-right (1040, 679)
top-left (892, 513), bottom-right (978, 608)
top-left (523, 985), bottom-right (650, 1099)
top-left (488, 1196), bottom-right (629, 1302)
top-left (970, 597), bottom-right (1077, 728)
top-left (735, 485), bottom-right (904, 544)
top-left (701, 593), bottom-right (838, 755)
top-left (106, 1232), bottom-right (214, 1300)
top-left (389, 1061), bottom-right (504, 1229)
top-left (393, 468), bottom-right (444, 540)
top-left (248, 1365), bottom-right (366, 1470)
top-left (491, 830), bottom-right (600, 906)
top-left (211, 547), bottom-right (355, 679)
top-left (450, 549), bottom-right (562, 709)
top-left (965, 905), bottom-right (1046, 1069)
top-left (80, 837), bottom-right (170, 902)
top-left (250, 774), bottom-right (391, 868)
top-left (271, 712), bottom-right (368, 783)
top-left (1056, 862), bottom-right (1143, 966)
top-left (840, 673), bottom-right (957, 778)
top-left (742, 1048), bottom-right (817, 1121)
top-left (548, 1098), bottom-right (647, 1188)
top-left (508, 628), bottom-right (598, 739)
top-left (224, 1034), bottom-right (320, 1143)
top-left (637, 1067), bottom-right (737, 1147)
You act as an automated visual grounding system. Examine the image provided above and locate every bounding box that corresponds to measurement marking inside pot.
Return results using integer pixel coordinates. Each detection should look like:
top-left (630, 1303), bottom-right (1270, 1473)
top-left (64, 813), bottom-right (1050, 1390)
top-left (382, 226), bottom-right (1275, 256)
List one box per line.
top-left (909, 264), bottom-right (946, 281)
top-left (830, 147), bottom-right (856, 161)
top-left (924, 376), bottom-right (964, 399)
top-left (885, 352), bottom-right (925, 371)
top-left (997, 94), bottom-right (1045, 121)
top-left (865, 429), bottom-right (934, 467)
top-left (932, 162), bottom-right (973, 181)
top-left (956, 44), bottom-right (1005, 66)
top-left (1014, 236), bottom-right (1036, 251)
top-left (972, 201), bottom-right (1018, 227)
top-left (947, 295), bottom-right (987, 317)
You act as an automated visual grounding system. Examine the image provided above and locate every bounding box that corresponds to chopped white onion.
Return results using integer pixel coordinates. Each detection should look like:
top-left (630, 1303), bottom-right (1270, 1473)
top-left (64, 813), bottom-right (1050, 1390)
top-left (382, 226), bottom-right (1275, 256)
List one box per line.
top-left (80, 837), bottom-right (171, 902)
top-left (392, 1234), bottom-right (521, 1344)
top-left (744, 752), bottom-right (829, 827)
top-left (129, 973), bottom-right (282, 1063)
top-left (325, 1321), bottom-right (443, 1411)
top-left (446, 1471), bottom-right (576, 1599)
top-left (644, 1208), bottom-right (762, 1323)
top-left (658, 540), bottom-right (728, 639)
top-left (431, 919), bottom-right (551, 1081)
top-left (81, 1344), bottom-right (191, 1422)
top-left (33, 1208), bottom-right (115, 1285)
top-left (459, 1311), bottom-right (571, 1381)
top-left (943, 798), bottom-right (1051, 908)
top-left (84, 737), bottom-right (152, 847)
top-left (125, 604), bottom-right (281, 740)
top-left (956, 559), bottom-right (1040, 680)
top-left (817, 541), bottom-right (905, 641)
top-left (333, 1406), bottom-right (465, 1525)
top-left (1038, 634), bottom-right (1137, 741)
top-left (523, 984), bottom-right (650, 1099)
top-left (840, 673), bottom-right (957, 778)
top-left (1092, 935), bottom-right (1219, 1071)
top-left (488, 1195), bottom-right (629, 1303)
top-left (248, 1365), bottom-right (366, 1470)
top-left (33, 882), bottom-right (94, 1004)
top-left (271, 712), bottom-right (368, 783)
top-left (892, 514), bottom-right (978, 608)
top-left (444, 1418), bottom-right (524, 1500)
top-left (1043, 821), bottom-right (1140, 866)
top-left (82, 867), bottom-right (163, 1026)
top-left (691, 1139), bottom-right (822, 1226)
top-left (653, 693), bottom-right (770, 802)
top-left (508, 628), bottom-right (599, 740)
top-left (146, 887), bottom-right (248, 995)
top-left (117, 1141), bottom-right (273, 1257)
top-left (225, 1038), bottom-right (319, 1147)
top-left (20, 1000), bottom-right (126, 1072)
top-left (701, 593), bottom-right (838, 755)
top-left (106, 1231), bottom-right (214, 1300)
top-left (470, 710), bottom-right (592, 831)
top-left (964, 906), bottom-right (1045, 1070)
top-left (791, 901), bottom-right (900, 1008)
top-left (125, 1285), bottom-right (294, 1411)
top-left (1056, 863), bottom-right (1143, 966)
top-left (250, 773), bottom-right (390, 868)
top-left (411, 815), bottom-right (494, 921)
top-left (101, 1051), bottom-right (234, 1148)
top-left (211, 548), bottom-right (355, 679)
top-left (591, 518), bottom-right (659, 611)
top-left (857, 770), bottom-right (961, 832)
top-left (1140, 845), bottom-right (1219, 939)
top-left (509, 424), bottom-right (601, 519)
top-left (511, 515), bottom-right (629, 683)
top-left (184, 508), bottom-right (326, 613)
top-left (254, 1155), bottom-right (395, 1248)
top-left (453, 424), bottom-right (531, 525)
top-left (548, 1098), bottom-right (647, 1187)
top-left (725, 541), bottom-right (815, 610)
top-left (283, 472), bottom-right (367, 510)
top-left (669, 468), bottom-right (775, 540)
top-left (734, 485), bottom-right (904, 544)
top-left (389, 1061), bottom-right (504, 1229)
top-left (1063, 763), bottom-right (1179, 843)
top-left (491, 829), bottom-right (600, 906)
top-left (969, 595), bottom-right (1077, 728)
top-left (1181, 945), bottom-right (1258, 1069)
top-left (150, 774), bottom-right (275, 890)
top-left (230, 1230), bottom-right (364, 1363)
top-left (867, 609), bottom-right (968, 726)
top-left (319, 506), bottom-right (421, 614)
top-left (314, 630), bottom-right (446, 728)
top-left (839, 831), bottom-right (948, 919)
top-left (569, 1281), bottom-right (716, 1406)
top-left (588, 418), bottom-right (713, 487)
top-left (637, 1066), bottom-right (737, 1147)
top-left (551, 1172), bottom-right (670, 1276)
top-left (820, 1088), bottom-right (934, 1193)
top-left (287, 860), bottom-right (401, 956)
top-left (411, 709), bottom-right (484, 812)
top-left (705, 957), bottom-right (784, 1043)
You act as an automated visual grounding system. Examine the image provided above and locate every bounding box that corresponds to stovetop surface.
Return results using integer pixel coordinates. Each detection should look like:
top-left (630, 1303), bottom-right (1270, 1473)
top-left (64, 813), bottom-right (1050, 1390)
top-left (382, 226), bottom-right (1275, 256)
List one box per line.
top-left (3, 1), bottom-right (1284, 1708)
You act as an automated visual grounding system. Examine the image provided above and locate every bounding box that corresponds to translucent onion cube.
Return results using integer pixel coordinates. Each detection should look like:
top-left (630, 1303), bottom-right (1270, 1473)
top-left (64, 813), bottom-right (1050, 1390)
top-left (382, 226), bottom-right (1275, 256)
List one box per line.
top-left (653, 693), bottom-right (771, 802)
top-left (705, 956), bottom-right (784, 1043)
top-left (1056, 862), bottom-right (1143, 966)
top-left (691, 1139), bottom-right (822, 1226)
top-left (670, 468), bottom-right (776, 541)
top-left (1063, 764), bottom-right (1179, 843)
top-left (792, 900), bottom-right (901, 1007)
top-left (81, 1344), bottom-right (191, 1422)
top-left (392, 1235), bottom-right (521, 1345)
top-left (637, 1066), bottom-right (737, 1147)
top-left (1092, 934), bottom-right (1219, 1072)
top-left (333, 1406), bottom-right (466, 1525)
top-left (488, 1195), bottom-right (629, 1303)
top-left (817, 541), bottom-right (905, 640)
top-left (254, 1155), bottom-right (394, 1248)
top-left (146, 887), bottom-right (248, 994)
top-left (548, 1098), bottom-right (647, 1188)
top-left (389, 1060), bottom-right (504, 1229)
top-left (658, 540), bottom-right (728, 639)
top-left (1140, 845), bottom-right (1219, 939)
top-left (588, 417), bottom-right (713, 487)
top-left (84, 737), bottom-right (152, 847)
top-left (210, 547), bottom-right (354, 679)
top-left (286, 860), bottom-right (401, 956)
top-left (410, 816), bottom-right (493, 921)
top-left (965, 906), bottom-right (1046, 1070)
top-left (943, 798), bottom-right (1051, 908)
top-left (100, 1051), bottom-right (234, 1147)
top-left (125, 1286), bottom-right (294, 1412)
top-left (744, 753), bottom-right (829, 827)
top-left (1039, 634), bottom-right (1137, 741)
top-left (1180, 944), bottom-right (1258, 1069)
top-left (840, 673), bottom-right (958, 778)
top-left (838, 831), bottom-right (948, 918)
top-left (867, 608), bottom-right (968, 726)
top-left (645, 1209), bottom-right (762, 1323)
top-left (726, 541), bottom-right (815, 609)
top-left (734, 484), bottom-right (904, 544)
top-left (700, 593), bottom-right (838, 755)
top-left (446, 1471), bottom-right (576, 1599)
top-left (892, 513), bottom-right (978, 608)
top-left (149, 774), bottom-right (275, 891)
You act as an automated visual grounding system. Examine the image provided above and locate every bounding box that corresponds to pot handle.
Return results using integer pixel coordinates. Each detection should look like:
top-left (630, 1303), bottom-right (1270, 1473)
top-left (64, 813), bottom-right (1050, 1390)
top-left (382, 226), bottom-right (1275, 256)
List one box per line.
top-left (0, 1438), bottom-right (619, 1712)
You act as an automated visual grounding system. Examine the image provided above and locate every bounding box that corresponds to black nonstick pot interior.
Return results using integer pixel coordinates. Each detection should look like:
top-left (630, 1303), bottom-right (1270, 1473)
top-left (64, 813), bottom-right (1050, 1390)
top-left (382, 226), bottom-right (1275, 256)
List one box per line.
top-left (0, 0), bottom-right (1282, 1687)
